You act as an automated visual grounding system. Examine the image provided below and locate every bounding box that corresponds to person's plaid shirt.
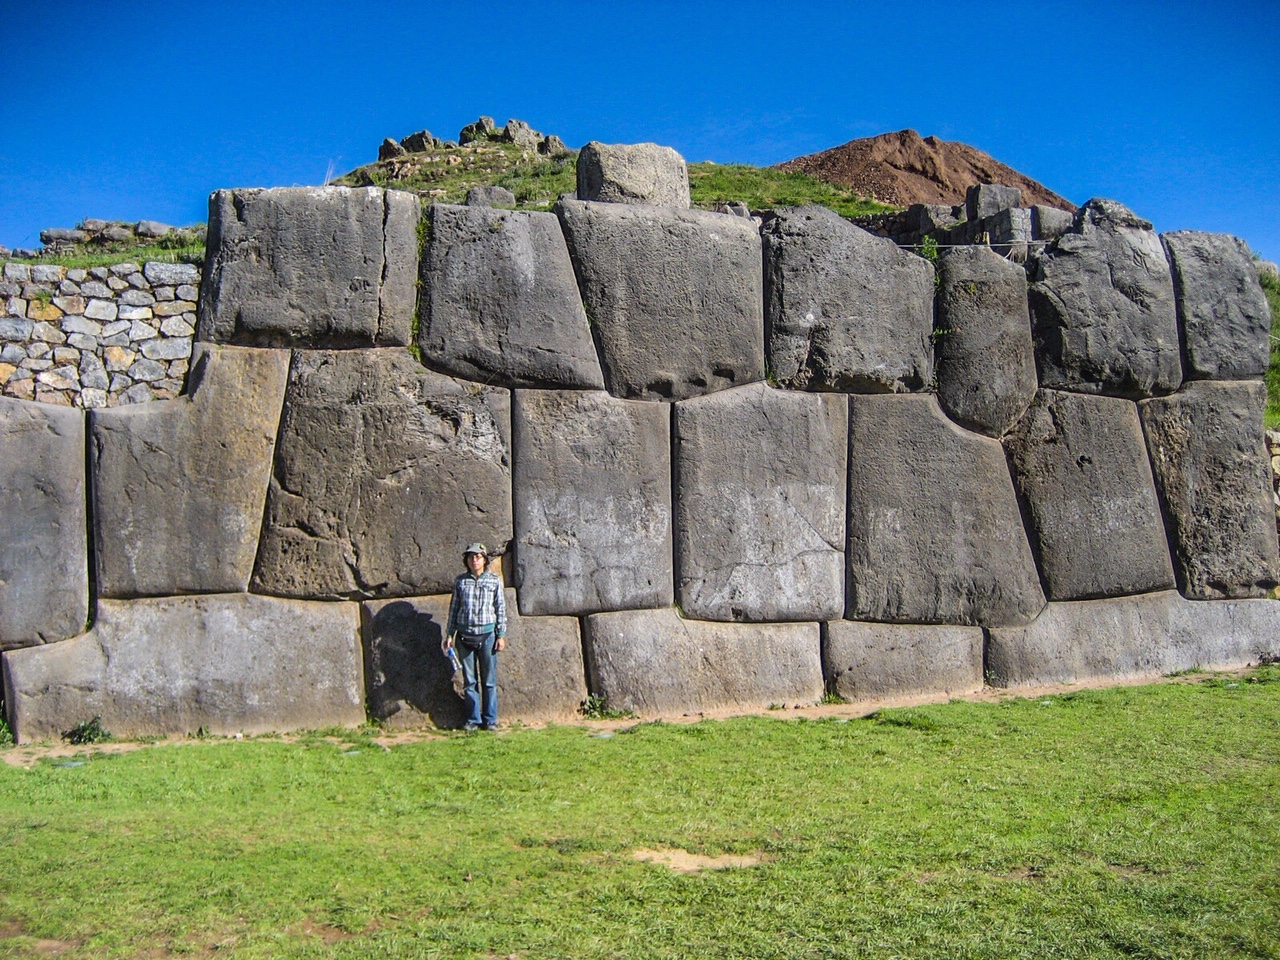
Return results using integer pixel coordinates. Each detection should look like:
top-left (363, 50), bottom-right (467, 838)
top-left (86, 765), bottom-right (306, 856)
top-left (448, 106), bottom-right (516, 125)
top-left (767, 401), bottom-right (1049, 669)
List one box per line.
top-left (446, 570), bottom-right (507, 638)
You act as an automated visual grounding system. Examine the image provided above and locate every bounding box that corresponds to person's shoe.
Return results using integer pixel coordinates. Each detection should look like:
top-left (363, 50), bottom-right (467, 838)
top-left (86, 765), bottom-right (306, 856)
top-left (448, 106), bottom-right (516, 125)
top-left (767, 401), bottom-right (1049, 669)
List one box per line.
top-left (480, 723), bottom-right (496, 732)
top-left (463, 723), bottom-right (479, 732)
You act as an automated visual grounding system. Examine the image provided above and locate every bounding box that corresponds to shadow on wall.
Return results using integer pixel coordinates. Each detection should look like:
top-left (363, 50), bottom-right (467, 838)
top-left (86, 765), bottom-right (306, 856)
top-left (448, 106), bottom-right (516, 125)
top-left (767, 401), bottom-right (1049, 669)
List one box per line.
top-left (361, 600), bottom-right (467, 729)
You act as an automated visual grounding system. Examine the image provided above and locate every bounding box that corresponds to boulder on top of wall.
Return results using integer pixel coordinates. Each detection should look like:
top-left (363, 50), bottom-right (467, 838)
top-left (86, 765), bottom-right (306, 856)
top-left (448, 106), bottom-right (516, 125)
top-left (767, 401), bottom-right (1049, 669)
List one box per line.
top-left (419, 204), bottom-right (604, 389)
top-left (512, 389), bottom-right (672, 615)
top-left (1162, 230), bottom-right (1271, 380)
top-left (824, 621), bottom-right (984, 704)
top-left (762, 206), bottom-right (934, 393)
top-left (463, 186), bottom-right (516, 208)
top-left (1, 593), bottom-right (364, 744)
top-left (556, 198), bottom-right (763, 400)
top-left (934, 245), bottom-right (1037, 436)
top-left (0, 398), bottom-right (87, 650)
top-left (252, 350), bottom-right (511, 600)
top-left (986, 591), bottom-right (1280, 688)
top-left (1028, 198), bottom-right (1182, 397)
top-left (91, 344), bottom-right (290, 598)
top-left (1139, 380), bottom-right (1279, 598)
top-left (673, 382), bottom-right (846, 622)
top-left (1031, 205), bottom-right (1074, 242)
top-left (583, 608), bottom-right (823, 716)
top-left (1003, 390), bottom-right (1174, 600)
top-left (197, 186), bottom-right (420, 347)
top-left (575, 141), bottom-right (690, 208)
top-left (362, 590), bottom-right (585, 729)
top-left (966, 183), bottom-right (1022, 222)
top-left (847, 394), bottom-right (1045, 626)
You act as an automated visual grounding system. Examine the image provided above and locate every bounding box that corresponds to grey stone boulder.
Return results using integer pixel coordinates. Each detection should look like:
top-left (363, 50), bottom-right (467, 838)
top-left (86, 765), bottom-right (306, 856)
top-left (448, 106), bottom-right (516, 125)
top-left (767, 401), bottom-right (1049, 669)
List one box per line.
top-left (934, 245), bottom-right (1037, 436)
top-left (1028, 198), bottom-right (1182, 397)
top-left (197, 186), bottom-right (420, 347)
top-left (986, 591), bottom-right (1280, 688)
top-left (762, 206), bottom-right (934, 393)
top-left (464, 185), bottom-right (516, 208)
top-left (1031, 205), bottom-right (1074, 242)
top-left (539, 135), bottom-right (570, 157)
top-left (556, 198), bottom-right (764, 400)
top-left (1004, 390), bottom-right (1175, 600)
top-left (966, 183), bottom-right (1022, 221)
top-left (674, 383), bottom-right (846, 621)
top-left (847, 394), bottom-right (1045, 626)
top-left (576, 141), bottom-right (690, 208)
top-left (418, 204), bottom-right (604, 389)
top-left (459, 116), bottom-right (497, 144)
top-left (1162, 230), bottom-right (1271, 380)
top-left (252, 349), bottom-right (512, 599)
top-left (824, 621), bottom-right (984, 703)
top-left (1, 593), bottom-right (364, 743)
top-left (90, 344), bottom-right (289, 597)
top-left (379, 137), bottom-right (408, 160)
top-left (362, 589), bottom-right (586, 729)
top-left (583, 608), bottom-right (823, 715)
top-left (511, 389), bottom-right (672, 615)
top-left (399, 130), bottom-right (435, 153)
top-left (0, 399), bottom-right (87, 649)
top-left (135, 220), bottom-right (174, 238)
top-left (501, 119), bottom-right (542, 147)
top-left (1139, 380), bottom-right (1280, 598)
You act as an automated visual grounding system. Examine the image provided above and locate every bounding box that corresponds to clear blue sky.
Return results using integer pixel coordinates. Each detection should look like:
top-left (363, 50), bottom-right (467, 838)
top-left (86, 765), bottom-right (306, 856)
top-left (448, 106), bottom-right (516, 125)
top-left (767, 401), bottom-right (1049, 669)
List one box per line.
top-left (2, 0), bottom-right (1276, 261)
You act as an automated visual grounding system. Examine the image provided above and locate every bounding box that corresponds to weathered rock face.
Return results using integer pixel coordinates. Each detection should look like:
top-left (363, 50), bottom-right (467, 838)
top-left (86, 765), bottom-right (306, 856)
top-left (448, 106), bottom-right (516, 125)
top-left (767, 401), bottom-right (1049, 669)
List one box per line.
top-left (847, 394), bottom-right (1045, 626)
top-left (1, 594), bottom-right (364, 743)
top-left (0, 399), bottom-right (87, 649)
top-left (419, 204), bottom-right (604, 390)
top-left (987, 591), bottom-right (1280, 688)
top-left (583, 608), bottom-right (823, 715)
top-left (762, 206), bottom-right (934, 393)
top-left (512, 389), bottom-right (672, 615)
top-left (362, 589), bottom-right (585, 729)
top-left (1162, 230), bottom-right (1271, 381)
top-left (253, 350), bottom-right (512, 599)
top-left (556, 199), bottom-right (763, 400)
top-left (91, 344), bottom-right (290, 597)
top-left (1028, 199), bottom-right (1182, 397)
top-left (1139, 381), bottom-right (1280, 598)
top-left (464, 185), bottom-right (516, 208)
top-left (198, 187), bottom-right (420, 347)
top-left (576, 142), bottom-right (691, 208)
top-left (674, 383), bottom-right (846, 621)
top-left (966, 183), bottom-right (1022, 221)
top-left (1004, 390), bottom-right (1174, 600)
top-left (934, 246), bottom-right (1037, 436)
top-left (824, 621), bottom-right (984, 703)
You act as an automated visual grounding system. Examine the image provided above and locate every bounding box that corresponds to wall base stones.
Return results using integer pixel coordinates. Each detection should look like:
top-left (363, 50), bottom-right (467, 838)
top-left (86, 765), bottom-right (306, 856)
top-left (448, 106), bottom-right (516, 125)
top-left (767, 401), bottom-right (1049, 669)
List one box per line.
top-left (824, 621), bottom-right (984, 704)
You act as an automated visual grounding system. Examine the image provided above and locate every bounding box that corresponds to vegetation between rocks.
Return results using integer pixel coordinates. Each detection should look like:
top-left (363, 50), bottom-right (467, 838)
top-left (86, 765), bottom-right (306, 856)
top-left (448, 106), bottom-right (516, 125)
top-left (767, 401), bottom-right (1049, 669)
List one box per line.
top-left (1262, 270), bottom-right (1280, 428)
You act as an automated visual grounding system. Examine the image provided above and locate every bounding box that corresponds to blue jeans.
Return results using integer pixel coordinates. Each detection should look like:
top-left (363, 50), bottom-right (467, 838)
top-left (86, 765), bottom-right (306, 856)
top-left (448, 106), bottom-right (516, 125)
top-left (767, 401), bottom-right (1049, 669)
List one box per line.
top-left (457, 630), bottom-right (497, 727)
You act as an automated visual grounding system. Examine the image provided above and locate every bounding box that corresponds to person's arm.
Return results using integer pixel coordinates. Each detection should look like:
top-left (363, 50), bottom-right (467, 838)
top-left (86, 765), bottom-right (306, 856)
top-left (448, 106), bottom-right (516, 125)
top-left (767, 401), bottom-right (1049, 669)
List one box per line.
top-left (493, 576), bottom-right (507, 652)
top-left (444, 579), bottom-right (460, 648)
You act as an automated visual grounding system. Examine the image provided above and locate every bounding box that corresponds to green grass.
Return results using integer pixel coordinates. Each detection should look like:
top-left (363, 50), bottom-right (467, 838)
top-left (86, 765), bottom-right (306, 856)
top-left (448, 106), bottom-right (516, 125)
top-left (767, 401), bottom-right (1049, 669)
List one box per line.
top-left (4, 243), bottom-right (205, 270)
top-left (1262, 270), bottom-right (1280, 429)
top-left (687, 162), bottom-right (895, 217)
top-left (2, 668), bottom-right (1278, 958)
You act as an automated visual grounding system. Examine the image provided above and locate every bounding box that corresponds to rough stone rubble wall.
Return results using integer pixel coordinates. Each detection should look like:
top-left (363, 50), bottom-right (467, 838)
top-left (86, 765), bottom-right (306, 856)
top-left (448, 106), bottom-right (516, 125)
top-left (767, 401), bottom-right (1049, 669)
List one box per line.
top-left (3, 172), bottom-right (1279, 743)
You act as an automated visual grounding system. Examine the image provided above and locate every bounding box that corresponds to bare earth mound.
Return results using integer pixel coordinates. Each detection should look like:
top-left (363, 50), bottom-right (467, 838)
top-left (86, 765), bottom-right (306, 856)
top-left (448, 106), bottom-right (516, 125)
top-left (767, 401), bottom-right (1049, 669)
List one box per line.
top-left (776, 129), bottom-right (1074, 210)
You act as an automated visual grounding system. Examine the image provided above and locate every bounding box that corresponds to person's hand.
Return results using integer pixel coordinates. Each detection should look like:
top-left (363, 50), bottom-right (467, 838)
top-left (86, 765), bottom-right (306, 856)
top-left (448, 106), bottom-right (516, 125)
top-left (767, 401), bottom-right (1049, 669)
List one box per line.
top-left (495, 636), bottom-right (507, 653)
top-left (443, 634), bottom-right (455, 651)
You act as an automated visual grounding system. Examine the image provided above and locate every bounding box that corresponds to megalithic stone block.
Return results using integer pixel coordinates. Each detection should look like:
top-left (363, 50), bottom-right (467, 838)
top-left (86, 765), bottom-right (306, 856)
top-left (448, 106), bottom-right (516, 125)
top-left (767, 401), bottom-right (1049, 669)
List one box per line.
top-left (1139, 380), bottom-right (1280, 598)
top-left (0, 398), bottom-right (87, 649)
top-left (823, 621), bottom-right (984, 703)
top-left (511, 389), bottom-right (672, 615)
top-left (197, 186), bottom-right (420, 347)
top-left (90, 344), bottom-right (290, 598)
top-left (847, 394), bottom-right (1045, 626)
top-left (582, 608), bottom-right (823, 715)
top-left (1, 594), bottom-right (365, 744)
top-left (252, 349), bottom-right (512, 600)
top-left (576, 141), bottom-right (691, 208)
top-left (674, 382), bottom-right (846, 621)
top-left (361, 589), bottom-right (586, 729)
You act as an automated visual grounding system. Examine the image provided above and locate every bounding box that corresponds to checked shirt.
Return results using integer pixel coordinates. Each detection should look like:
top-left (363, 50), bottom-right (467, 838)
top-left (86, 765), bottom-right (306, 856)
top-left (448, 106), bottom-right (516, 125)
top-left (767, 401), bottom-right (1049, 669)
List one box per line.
top-left (446, 570), bottom-right (507, 639)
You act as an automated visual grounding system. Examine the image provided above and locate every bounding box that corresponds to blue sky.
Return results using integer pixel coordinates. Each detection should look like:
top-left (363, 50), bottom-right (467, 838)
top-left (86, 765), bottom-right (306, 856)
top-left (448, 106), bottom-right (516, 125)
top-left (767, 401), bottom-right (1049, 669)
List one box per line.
top-left (2, 0), bottom-right (1276, 261)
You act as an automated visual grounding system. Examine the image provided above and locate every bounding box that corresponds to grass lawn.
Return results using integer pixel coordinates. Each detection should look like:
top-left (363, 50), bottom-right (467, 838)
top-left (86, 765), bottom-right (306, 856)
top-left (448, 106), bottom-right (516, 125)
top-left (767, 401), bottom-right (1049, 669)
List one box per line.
top-left (2, 668), bottom-right (1278, 958)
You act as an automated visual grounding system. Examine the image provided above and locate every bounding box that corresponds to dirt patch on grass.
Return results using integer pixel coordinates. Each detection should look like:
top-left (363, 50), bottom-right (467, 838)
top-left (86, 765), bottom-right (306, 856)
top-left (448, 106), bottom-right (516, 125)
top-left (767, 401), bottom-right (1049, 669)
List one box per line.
top-left (632, 847), bottom-right (767, 873)
top-left (0, 921), bottom-right (81, 955)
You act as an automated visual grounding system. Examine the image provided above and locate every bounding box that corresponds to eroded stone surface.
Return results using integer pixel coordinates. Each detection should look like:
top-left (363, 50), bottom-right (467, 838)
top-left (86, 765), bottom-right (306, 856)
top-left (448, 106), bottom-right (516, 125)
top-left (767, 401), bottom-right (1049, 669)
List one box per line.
top-left (824, 621), bottom-right (984, 703)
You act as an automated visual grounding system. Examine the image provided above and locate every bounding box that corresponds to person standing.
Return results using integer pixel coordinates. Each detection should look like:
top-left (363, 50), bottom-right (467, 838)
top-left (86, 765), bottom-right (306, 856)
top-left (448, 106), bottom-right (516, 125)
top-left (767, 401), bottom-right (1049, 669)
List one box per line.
top-left (444, 542), bottom-right (507, 731)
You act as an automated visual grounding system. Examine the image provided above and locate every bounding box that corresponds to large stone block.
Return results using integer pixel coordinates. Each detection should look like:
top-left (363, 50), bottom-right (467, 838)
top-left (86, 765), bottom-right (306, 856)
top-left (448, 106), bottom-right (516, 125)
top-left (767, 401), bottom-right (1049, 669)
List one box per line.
top-left (1, 594), bottom-right (364, 743)
top-left (1139, 381), bottom-right (1279, 598)
top-left (1162, 230), bottom-right (1271, 380)
top-left (583, 608), bottom-right (822, 715)
top-left (934, 245), bottom-right (1037, 436)
top-left (0, 399), bottom-right (87, 649)
top-left (987, 591), bottom-right (1280, 688)
top-left (253, 349), bottom-right (512, 599)
top-left (576, 142), bottom-right (691, 208)
top-left (1004, 390), bottom-right (1174, 600)
top-left (847, 394), bottom-right (1044, 626)
top-left (197, 186), bottom-right (420, 347)
top-left (556, 199), bottom-right (763, 400)
top-left (511, 389), bottom-right (672, 614)
top-left (762, 206), bottom-right (934, 393)
top-left (418, 204), bottom-right (603, 389)
top-left (1028, 199), bottom-right (1182, 397)
top-left (362, 589), bottom-right (586, 729)
top-left (674, 383), bottom-right (846, 621)
top-left (91, 344), bottom-right (289, 597)
top-left (824, 621), bottom-right (984, 703)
